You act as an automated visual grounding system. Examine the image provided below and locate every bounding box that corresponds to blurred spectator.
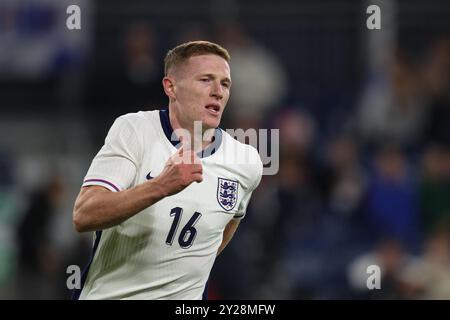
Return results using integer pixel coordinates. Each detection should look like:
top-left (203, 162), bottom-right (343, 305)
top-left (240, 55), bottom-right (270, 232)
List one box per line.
top-left (399, 226), bottom-right (450, 299)
top-left (223, 148), bottom-right (325, 299)
top-left (319, 134), bottom-right (367, 220)
top-left (275, 108), bottom-right (316, 156)
top-left (358, 49), bottom-right (427, 148)
top-left (420, 144), bottom-right (450, 234)
top-left (364, 145), bottom-right (421, 249)
top-left (120, 22), bottom-right (161, 103)
top-left (422, 37), bottom-right (450, 146)
top-left (274, 108), bottom-right (321, 236)
top-left (259, 109), bottom-right (325, 298)
top-left (15, 175), bottom-right (64, 299)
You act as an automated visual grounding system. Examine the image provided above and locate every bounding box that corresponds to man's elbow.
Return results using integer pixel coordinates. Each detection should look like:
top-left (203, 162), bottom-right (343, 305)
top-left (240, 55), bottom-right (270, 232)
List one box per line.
top-left (73, 187), bottom-right (97, 233)
top-left (73, 204), bottom-right (90, 233)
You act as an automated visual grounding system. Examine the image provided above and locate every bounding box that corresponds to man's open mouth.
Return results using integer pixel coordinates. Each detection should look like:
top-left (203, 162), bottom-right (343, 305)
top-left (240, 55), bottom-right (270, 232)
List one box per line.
top-left (205, 104), bottom-right (220, 114)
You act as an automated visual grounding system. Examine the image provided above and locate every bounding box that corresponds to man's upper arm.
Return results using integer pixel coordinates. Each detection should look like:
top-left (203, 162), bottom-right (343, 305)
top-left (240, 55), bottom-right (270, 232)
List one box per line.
top-left (223, 219), bottom-right (240, 244)
top-left (226, 218), bottom-right (240, 233)
top-left (75, 185), bottom-right (111, 209)
top-left (217, 219), bottom-right (241, 256)
top-left (83, 116), bottom-right (141, 192)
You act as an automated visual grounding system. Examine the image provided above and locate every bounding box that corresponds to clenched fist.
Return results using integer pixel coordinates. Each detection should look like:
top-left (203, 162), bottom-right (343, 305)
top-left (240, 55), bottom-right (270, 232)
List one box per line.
top-left (152, 146), bottom-right (203, 197)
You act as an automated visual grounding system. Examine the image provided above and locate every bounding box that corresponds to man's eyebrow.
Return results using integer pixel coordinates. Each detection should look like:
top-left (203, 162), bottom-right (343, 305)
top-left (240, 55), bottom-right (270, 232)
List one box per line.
top-left (200, 73), bottom-right (232, 84)
top-left (222, 77), bottom-right (232, 85)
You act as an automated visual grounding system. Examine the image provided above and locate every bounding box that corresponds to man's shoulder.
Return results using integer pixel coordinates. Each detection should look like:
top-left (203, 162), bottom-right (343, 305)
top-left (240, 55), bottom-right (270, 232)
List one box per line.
top-left (106, 110), bottom-right (162, 145)
top-left (220, 129), bottom-right (261, 161)
top-left (118, 109), bottom-right (160, 124)
top-left (111, 109), bottom-right (161, 133)
top-left (219, 129), bottom-right (263, 187)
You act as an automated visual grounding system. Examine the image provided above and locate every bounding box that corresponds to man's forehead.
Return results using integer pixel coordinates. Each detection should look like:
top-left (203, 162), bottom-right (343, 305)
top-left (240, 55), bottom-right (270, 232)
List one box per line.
top-left (182, 54), bottom-right (230, 76)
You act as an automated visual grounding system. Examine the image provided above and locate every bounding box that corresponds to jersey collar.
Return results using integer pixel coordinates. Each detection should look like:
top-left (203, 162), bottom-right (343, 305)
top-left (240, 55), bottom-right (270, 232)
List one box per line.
top-left (159, 108), bottom-right (222, 158)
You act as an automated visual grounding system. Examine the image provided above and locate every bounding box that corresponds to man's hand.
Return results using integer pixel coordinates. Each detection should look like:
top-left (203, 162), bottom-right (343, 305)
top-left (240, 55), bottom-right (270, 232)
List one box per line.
top-left (153, 147), bottom-right (203, 197)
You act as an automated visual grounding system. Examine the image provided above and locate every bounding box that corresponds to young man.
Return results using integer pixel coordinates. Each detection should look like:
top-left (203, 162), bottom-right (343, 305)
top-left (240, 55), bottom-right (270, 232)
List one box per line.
top-left (72, 41), bottom-right (263, 299)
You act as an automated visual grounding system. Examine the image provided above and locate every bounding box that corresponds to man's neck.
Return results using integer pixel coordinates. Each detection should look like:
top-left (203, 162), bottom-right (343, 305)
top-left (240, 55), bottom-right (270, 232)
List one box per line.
top-left (168, 107), bottom-right (214, 151)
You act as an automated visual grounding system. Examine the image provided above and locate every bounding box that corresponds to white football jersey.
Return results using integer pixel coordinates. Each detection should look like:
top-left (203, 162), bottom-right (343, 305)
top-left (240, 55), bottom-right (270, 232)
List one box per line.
top-left (75, 109), bottom-right (262, 300)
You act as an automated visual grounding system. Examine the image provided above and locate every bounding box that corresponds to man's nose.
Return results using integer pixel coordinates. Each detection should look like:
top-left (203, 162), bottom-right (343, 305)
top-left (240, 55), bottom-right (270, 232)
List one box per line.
top-left (210, 81), bottom-right (223, 100)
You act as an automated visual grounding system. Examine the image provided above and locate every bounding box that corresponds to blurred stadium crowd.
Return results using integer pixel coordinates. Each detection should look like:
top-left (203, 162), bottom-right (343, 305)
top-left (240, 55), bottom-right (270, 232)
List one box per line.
top-left (0, 0), bottom-right (450, 299)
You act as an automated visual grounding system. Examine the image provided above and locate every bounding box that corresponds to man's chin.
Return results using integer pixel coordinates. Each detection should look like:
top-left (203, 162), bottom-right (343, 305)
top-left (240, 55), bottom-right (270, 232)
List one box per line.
top-left (202, 117), bottom-right (221, 130)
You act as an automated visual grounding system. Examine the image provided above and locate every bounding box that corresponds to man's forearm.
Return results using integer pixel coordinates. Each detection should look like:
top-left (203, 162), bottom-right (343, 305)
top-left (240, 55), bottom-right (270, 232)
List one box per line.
top-left (73, 178), bottom-right (167, 232)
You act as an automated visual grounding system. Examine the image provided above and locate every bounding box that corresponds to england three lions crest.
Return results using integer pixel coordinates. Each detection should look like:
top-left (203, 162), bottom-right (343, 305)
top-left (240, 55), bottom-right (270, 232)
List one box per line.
top-left (217, 178), bottom-right (239, 211)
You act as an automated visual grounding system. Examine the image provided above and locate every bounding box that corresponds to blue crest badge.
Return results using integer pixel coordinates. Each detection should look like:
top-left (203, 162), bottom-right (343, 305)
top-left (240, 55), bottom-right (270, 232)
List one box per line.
top-left (217, 178), bottom-right (239, 211)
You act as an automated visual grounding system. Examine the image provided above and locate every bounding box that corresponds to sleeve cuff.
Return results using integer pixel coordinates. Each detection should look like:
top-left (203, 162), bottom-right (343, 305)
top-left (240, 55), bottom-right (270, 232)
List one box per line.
top-left (83, 178), bottom-right (121, 192)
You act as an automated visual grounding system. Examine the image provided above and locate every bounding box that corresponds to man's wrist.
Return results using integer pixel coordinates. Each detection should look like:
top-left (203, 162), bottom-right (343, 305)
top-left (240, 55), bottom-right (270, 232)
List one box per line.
top-left (146, 176), bottom-right (169, 199)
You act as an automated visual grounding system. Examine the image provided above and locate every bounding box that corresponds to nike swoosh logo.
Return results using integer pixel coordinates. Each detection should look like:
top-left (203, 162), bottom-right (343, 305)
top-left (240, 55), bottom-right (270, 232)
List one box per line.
top-left (146, 172), bottom-right (154, 180)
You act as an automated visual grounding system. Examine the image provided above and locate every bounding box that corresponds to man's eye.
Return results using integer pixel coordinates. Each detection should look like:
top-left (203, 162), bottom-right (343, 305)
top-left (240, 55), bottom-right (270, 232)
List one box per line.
top-left (200, 78), bottom-right (210, 82)
top-left (222, 82), bottom-right (230, 88)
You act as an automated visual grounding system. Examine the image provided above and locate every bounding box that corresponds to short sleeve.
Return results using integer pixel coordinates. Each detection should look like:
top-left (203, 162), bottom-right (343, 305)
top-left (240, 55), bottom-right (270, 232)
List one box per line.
top-left (83, 116), bottom-right (141, 192)
top-left (233, 156), bottom-right (263, 220)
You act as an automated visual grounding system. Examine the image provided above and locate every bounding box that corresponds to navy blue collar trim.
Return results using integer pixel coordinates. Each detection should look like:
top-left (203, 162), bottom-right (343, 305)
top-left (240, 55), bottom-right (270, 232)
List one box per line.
top-left (159, 108), bottom-right (222, 158)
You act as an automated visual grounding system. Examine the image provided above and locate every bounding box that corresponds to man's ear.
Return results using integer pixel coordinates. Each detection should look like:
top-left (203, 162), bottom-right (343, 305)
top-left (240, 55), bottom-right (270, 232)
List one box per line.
top-left (162, 77), bottom-right (176, 101)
